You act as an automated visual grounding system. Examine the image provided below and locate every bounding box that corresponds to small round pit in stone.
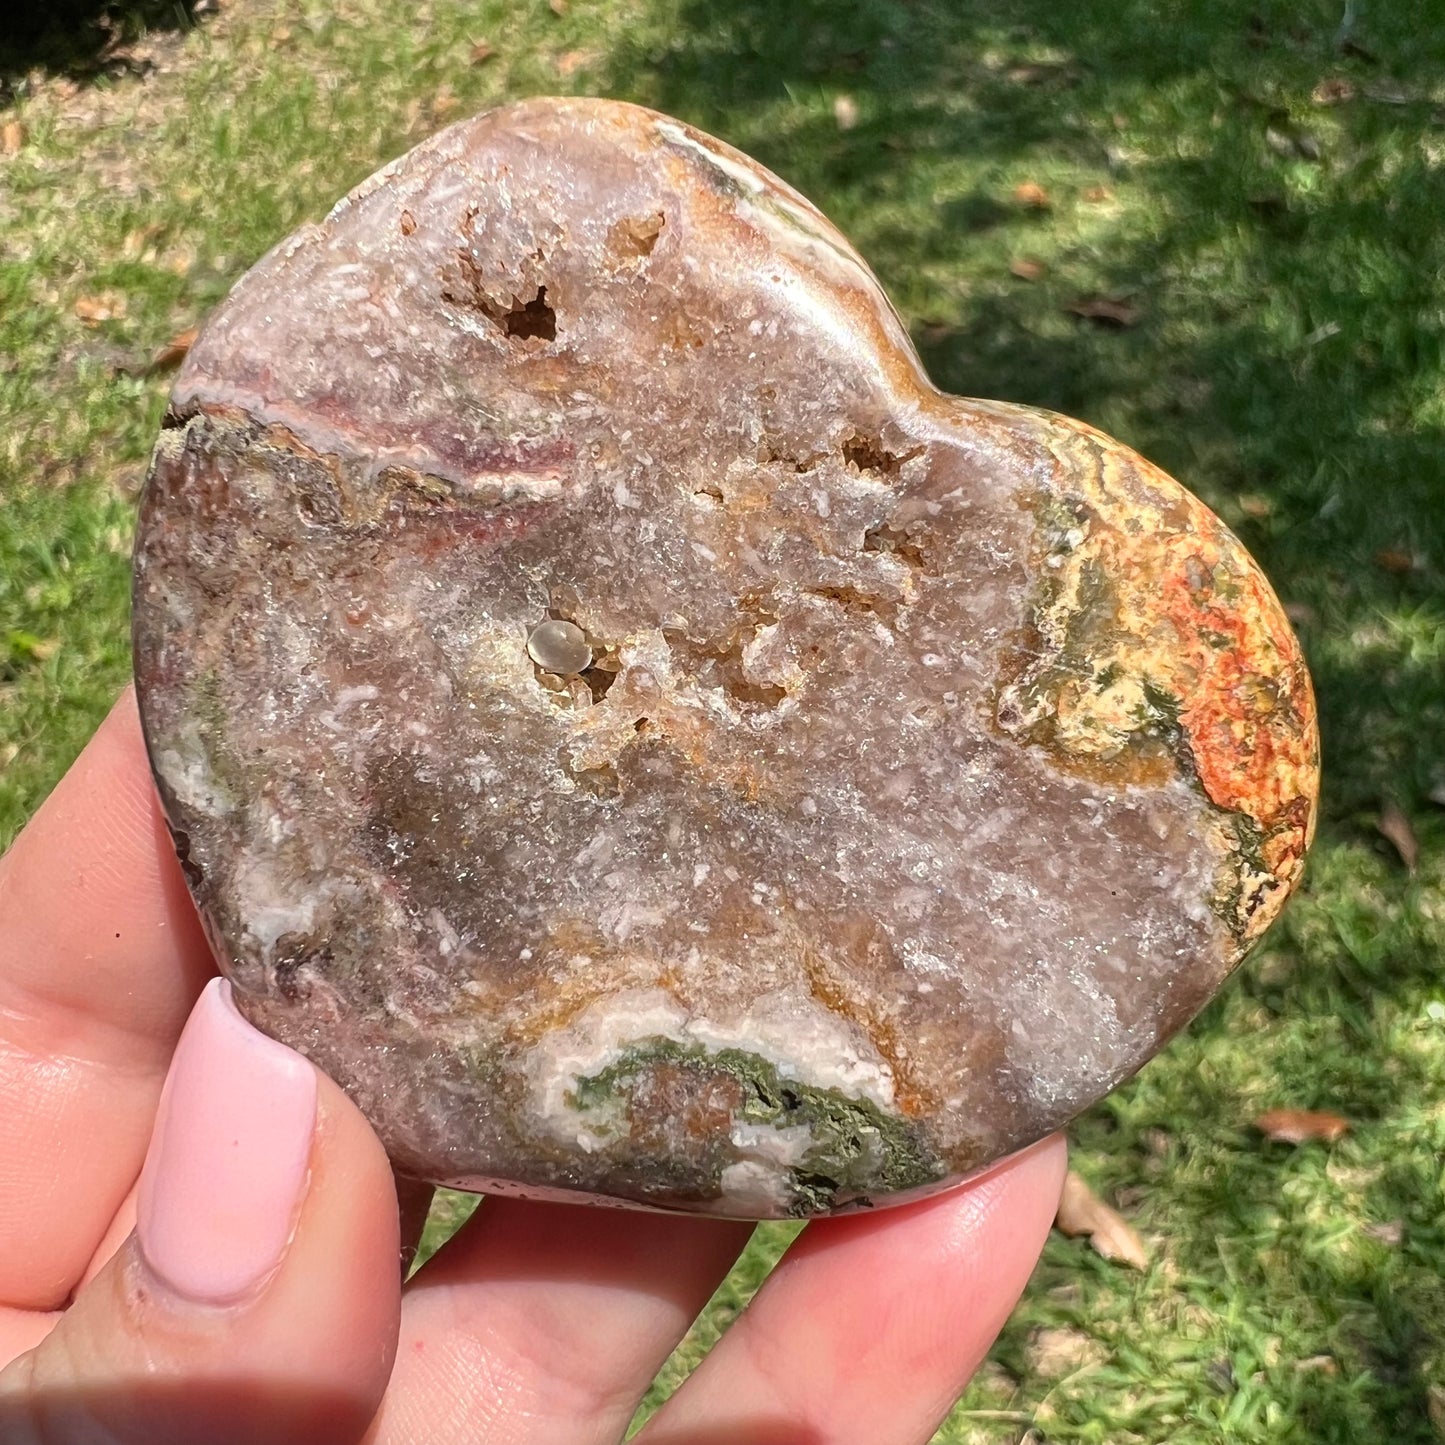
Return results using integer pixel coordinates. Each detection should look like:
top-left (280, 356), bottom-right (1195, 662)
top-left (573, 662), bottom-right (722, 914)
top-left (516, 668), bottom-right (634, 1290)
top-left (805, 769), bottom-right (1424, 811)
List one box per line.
top-left (526, 618), bottom-right (592, 675)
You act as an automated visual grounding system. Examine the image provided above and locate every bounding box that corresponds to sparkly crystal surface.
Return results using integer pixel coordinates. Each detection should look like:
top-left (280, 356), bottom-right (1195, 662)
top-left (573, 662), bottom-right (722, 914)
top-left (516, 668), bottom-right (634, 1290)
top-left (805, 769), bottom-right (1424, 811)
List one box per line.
top-left (132, 98), bottom-right (1319, 1218)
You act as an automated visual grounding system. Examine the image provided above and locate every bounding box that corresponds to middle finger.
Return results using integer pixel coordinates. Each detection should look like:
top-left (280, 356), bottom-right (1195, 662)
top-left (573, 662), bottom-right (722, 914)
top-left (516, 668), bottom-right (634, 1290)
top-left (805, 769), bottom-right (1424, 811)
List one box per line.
top-left (370, 1198), bottom-right (751, 1445)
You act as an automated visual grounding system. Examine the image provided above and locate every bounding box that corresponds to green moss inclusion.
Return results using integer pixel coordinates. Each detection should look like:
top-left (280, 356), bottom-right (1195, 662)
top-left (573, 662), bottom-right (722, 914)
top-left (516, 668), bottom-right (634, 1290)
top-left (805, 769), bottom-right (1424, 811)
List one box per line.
top-left (571, 1036), bottom-right (944, 1216)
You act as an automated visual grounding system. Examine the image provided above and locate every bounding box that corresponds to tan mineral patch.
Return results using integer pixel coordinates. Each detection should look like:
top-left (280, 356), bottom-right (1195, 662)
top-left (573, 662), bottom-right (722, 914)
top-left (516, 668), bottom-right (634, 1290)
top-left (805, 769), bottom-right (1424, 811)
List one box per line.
top-left (996, 409), bottom-right (1318, 949)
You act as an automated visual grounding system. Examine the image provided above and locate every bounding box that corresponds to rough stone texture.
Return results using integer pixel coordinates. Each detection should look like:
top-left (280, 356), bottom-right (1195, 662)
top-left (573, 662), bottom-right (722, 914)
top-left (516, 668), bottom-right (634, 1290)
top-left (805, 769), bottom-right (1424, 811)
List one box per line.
top-left (132, 97), bottom-right (1319, 1218)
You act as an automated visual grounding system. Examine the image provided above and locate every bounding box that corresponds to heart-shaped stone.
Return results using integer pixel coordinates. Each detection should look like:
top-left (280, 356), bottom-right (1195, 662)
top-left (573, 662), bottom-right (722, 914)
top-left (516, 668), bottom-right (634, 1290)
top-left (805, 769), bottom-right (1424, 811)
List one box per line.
top-left (132, 98), bottom-right (1318, 1218)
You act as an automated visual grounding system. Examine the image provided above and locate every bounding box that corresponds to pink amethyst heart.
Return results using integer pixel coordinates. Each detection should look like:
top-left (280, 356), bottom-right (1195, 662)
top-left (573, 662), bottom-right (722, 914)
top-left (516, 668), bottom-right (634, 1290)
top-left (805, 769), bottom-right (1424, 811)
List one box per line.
top-left (132, 98), bottom-right (1318, 1218)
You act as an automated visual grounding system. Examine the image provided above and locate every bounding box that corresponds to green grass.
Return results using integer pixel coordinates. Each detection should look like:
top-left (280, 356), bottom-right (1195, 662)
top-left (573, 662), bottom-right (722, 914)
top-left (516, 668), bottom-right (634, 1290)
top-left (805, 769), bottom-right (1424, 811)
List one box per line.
top-left (5, 0), bottom-right (1445, 1439)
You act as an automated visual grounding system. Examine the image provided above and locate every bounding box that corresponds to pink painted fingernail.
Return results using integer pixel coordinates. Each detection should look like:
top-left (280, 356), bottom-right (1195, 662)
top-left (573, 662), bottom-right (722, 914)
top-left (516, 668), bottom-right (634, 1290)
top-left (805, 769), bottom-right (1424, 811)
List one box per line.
top-left (137, 977), bottom-right (317, 1305)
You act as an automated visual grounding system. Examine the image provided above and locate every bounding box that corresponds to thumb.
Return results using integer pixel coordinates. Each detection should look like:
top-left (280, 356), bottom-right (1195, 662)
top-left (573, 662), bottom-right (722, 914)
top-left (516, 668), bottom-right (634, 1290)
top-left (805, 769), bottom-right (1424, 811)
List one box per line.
top-left (0, 978), bottom-right (402, 1445)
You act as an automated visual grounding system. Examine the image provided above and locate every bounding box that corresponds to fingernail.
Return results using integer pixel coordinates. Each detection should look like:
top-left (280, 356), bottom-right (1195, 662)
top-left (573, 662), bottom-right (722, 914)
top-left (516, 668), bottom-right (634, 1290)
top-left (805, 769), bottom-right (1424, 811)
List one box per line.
top-left (137, 977), bottom-right (317, 1305)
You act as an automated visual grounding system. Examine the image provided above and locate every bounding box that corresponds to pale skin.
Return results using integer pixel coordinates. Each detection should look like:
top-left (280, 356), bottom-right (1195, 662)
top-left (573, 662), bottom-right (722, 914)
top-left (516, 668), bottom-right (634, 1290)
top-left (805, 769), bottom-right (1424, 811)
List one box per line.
top-left (0, 688), bottom-right (1066, 1445)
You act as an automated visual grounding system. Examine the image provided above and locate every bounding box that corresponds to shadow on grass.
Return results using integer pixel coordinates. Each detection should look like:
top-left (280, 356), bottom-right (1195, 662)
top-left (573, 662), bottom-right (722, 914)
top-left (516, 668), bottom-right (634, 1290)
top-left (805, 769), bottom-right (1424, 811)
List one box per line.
top-left (0, 0), bottom-right (198, 92)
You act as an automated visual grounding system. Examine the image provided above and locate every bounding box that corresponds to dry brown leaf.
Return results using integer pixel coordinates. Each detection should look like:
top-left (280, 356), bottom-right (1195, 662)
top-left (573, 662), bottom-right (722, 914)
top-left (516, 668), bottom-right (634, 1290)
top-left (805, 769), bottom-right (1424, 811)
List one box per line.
top-left (1237, 494), bottom-right (1273, 518)
top-left (1012, 180), bottom-right (1051, 209)
top-left (1, 120), bottom-right (25, 156)
top-left (833, 94), bottom-right (859, 131)
top-left (74, 291), bottom-right (127, 324)
top-left (146, 325), bottom-right (199, 375)
top-left (1054, 1170), bottom-right (1150, 1269)
top-left (1376, 800), bottom-right (1419, 873)
top-left (1081, 184), bottom-right (1113, 203)
top-left (1295, 1354), bottom-right (1339, 1374)
top-left (1312, 76), bottom-right (1357, 105)
top-left (1253, 1108), bottom-right (1352, 1144)
top-left (1066, 295), bottom-right (1141, 328)
top-left (1374, 546), bottom-right (1415, 574)
top-left (468, 39), bottom-right (496, 65)
top-left (1009, 257), bottom-right (1046, 281)
top-left (548, 0), bottom-right (568, 14)
top-left (553, 49), bottom-right (595, 77)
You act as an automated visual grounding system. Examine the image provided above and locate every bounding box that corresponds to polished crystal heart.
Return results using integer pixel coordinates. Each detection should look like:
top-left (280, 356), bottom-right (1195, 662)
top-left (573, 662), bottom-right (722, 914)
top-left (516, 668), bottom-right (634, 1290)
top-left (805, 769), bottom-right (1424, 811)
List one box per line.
top-left (132, 97), bottom-right (1318, 1218)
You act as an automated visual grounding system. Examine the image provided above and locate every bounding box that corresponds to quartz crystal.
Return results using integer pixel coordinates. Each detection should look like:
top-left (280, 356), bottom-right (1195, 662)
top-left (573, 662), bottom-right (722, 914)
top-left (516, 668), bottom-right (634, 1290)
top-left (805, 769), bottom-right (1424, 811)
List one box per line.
top-left (131, 98), bottom-right (1319, 1218)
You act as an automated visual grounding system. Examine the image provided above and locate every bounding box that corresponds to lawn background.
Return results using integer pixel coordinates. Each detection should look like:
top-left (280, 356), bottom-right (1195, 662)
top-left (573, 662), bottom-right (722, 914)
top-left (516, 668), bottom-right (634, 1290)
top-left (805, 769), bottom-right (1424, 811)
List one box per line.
top-left (3, 0), bottom-right (1445, 1439)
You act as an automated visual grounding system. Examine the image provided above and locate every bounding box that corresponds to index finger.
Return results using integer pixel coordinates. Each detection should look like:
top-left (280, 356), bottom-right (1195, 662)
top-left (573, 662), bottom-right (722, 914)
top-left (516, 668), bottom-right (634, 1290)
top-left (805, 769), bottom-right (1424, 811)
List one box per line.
top-left (0, 687), bottom-right (216, 1310)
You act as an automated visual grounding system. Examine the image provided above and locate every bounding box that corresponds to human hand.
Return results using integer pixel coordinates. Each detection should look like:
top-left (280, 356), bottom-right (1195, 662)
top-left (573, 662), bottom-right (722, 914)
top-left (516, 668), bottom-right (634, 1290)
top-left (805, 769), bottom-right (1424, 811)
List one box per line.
top-left (0, 688), bottom-right (1065, 1445)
